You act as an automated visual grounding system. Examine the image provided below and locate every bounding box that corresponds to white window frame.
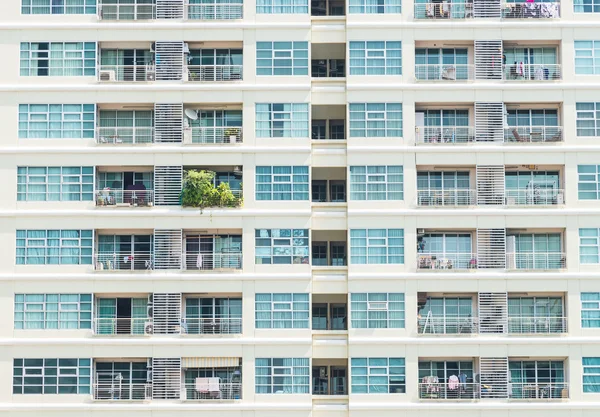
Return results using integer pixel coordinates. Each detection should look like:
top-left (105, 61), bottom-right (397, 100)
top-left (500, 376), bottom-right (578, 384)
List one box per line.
top-left (350, 293), bottom-right (405, 329)
top-left (578, 165), bottom-right (600, 200)
top-left (17, 166), bottom-right (95, 201)
top-left (582, 292), bottom-right (600, 328)
top-left (255, 167), bottom-right (310, 201)
top-left (583, 358), bottom-right (600, 393)
top-left (350, 229), bottom-right (405, 264)
top-left (256, 0), bottom-right (308, 14)
top-left (350, 357), bottom-right (406, 394)
top-left (21, 0), bottom-right (97, 14)
top-left (20, 42), bottom-right (97, 77)
top-left (575, 0), bottom-right (600, 14)
top-left (348, 103), bottom-right (403, 138)
top-left (18, 104), bottom-right (96, 139)
top-left (255, 103), bottom-right (309, 138)
top-left (580, 228), bottom-right (600, 264)
top-left (575, 40), bottom-right (600, 75)
top-left (16, 229), bottom-right (94, 265)
top-left (255, 358), bottom-right (310, 394)
top-left (576, 102), bottom-right (600, 136)
top-left (349, 41), bottom-right (402, 76)
top-left (349, 165), bottom-right (404, 200)
top-left (255, 228), bottom-right (310, 264)
top-left (255, 293), bottom-right (310, 328)
top-left (14, 294), bottom-right (92, 330)
top-left (256, 42), bottom-right (309, 76)
top-left (348, 0), bottom-right (401, 14)
top-left (13, 358), bottom-right (91, 395)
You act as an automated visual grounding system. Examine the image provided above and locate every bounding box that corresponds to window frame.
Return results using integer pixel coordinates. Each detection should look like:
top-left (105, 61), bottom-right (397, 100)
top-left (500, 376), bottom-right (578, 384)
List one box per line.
top-left (350, 293), bottom-right (405, 328)
top-left (255, 229), bottom-right (310, 264)
top-left (17, 166), bottom-right (94, 202)
top-left (255, 103), bottom-right (309, 138)
top-left (16, 229), bottom-right (94, 265)
top-left (350, 357), bottom-right (406, 394)
top-left (14, 294), bottom-right (92, 330)
top-left (348, 103), bottom-right (403, 138)
top-left (256, 42), bottom-right (309, 76)
top-left (21, 0), bottom-right (97, 14)
top-left (19, 104), bottom-right (96, 139)
top-left (350, 229), bottom-right (404, 264)
top-left (349, 41), bottom-right (402, 76)
top-left (583, 357), bottom-right (600, 393)
top-left (255, 166), bottom-right (310, 201)
top-left (348, 0), bottom-right (401, 14)
top-left (13, 358), bottom-right (91, 395)
top-left (256, 0), bottom-right (309, 14)
top-left (578, 165), bottom-right (600, 200)
top-left (255, 358), bottom-right (310, 394)
top-left (575, 40), bottom-right (600, 75)
top-left (20, 42), bottom-right (97, 77)
top-left (581, 293), bottom-right (600, 328)
top-left (255, 293), bottom-right (310, 328)
top-left (576, 102), bottom-right (600, 136)
top-left (580, 228), bottom-right (600, 264)
top-left (349, 165), bottom-right (404, 200)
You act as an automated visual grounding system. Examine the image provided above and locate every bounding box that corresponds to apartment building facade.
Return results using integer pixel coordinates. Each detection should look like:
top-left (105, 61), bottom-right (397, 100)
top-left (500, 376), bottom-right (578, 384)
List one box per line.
top-left (1, 1), bottom-right (600, 417)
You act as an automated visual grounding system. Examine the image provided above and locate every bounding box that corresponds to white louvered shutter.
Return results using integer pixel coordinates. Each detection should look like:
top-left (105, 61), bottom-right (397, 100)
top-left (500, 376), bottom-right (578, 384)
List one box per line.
top-left (155, 41), bottom-right (184, 81)
top-left (476, 228), bottom-right (506, 269)
top-left (473, 0), bottom-right (502, 18)
top-left (475, 102), bottom-right (504, 142)
top-left (478, 292), bottom-right (507, 334)
top-left (152, 357), bottom-right (182, 399)
top-left (476, 165), bottom-right (505, 205)
top-left (152, 293), bottom-right (182, 334)
top-left (156, 0), bottom-right (184, 19)
top-left (154, 103), bottom-right (183, 143)
top-left (479, 357), bottom-right (508, 399)
top-left (153, 229), bottom-right (182, 269)
top-left (474, 41), bottom-right (503, 80)
top-left (154, 166), bottom-right (183, 206)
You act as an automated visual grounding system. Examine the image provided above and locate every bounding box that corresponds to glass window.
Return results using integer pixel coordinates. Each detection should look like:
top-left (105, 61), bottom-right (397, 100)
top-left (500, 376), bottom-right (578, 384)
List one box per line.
top-left (350, 229), bottom-right (404, 264)
top-left (575, 0), bottom-right (600, 14)
top-left (255, 166), bottom-right (309, 200)
top-left (17, 167), bottom-right (94, 201)
top-left (14, 294), bottom-right (92, 330)
top-left (582, 292), bottom-right (600, 328)
top-left (22, 0), bottom-right (96, 14)
top-left (255, 293), bottom-right (310, 328)
top-left (576, 102), bottom-right (600, 136)
top-left (349, 41), bottom-right (402, 75)
top-left (349, 103), bottom-right (403, 137)
top-left (187, 0), bottom-right (243, 19)
top-left (256, 42), bottom-right (309, 76)
top-left (507, 297), bottom-right (564, 333)
top-left (575, 41), bottom-right (600, 75)
top-left (257, 0), bottom-right (308, 13)
top-left (417, 297), bottom-right (474, 334)
top-left (350, 293), bottom-right (405, 328)
top-left (16, 230), bottom-right (93, 265)
top-left (255, 229), bottom-right (310, 264)
top-left (417, 233), bottom-right (473, 269)
top-left (349, 166), bottom-right (403, 200)
top-left (417, 171), bottom-right (471, 191)
top-left (348, 0), bottom-right (400, 13)
top-left (509, 360), bottom-right (565, 398)
top-left (580, 228), bottom-right (600, 264)
top-left (415, 48), bottom-right (469, 80)
top-left (20, 42), bottom-right (97, 77)
top-left (255, 358), bottom-right (310, 393)
top-left (255, 103), bottom-right (309, 137)
top-left (351, 358), bottom-right (406, 393)
top-left (19, 104), bottom-right (96, 139)
top-left (583, 357), bottom-right (600, 393)
top-left (508, 233), bottom-right (563, 269)
top-left (418, 360), bottom-right (474, 385)
top-left (578, 165), bottom-right (600, 200)
top-left (13, 358), bottom-right (91, 394)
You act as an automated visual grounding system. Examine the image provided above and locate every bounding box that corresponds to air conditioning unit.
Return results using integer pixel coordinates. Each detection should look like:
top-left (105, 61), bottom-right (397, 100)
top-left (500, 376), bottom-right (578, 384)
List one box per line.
top-left (144, 321), bottom-right (154, 335)
top-left (99, 70), bottom-right (116, 82)
top-left (417, 228), bottom-right (425, 235)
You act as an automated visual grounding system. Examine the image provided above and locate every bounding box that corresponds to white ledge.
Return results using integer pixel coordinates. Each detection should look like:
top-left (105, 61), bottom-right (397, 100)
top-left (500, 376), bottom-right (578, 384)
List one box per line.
top-left (0, 145), bottom-right (311, 154)
top-left (0, 83), bottom-right (311, 92)
top-left (0, 272), bottom-right (312, 280)
top-left (0, 22), bottom-right (312, 30)
top-left (348, 336), bottom-right (600, 345)
top-left (349, 271), bottom-right (597, 279)
top-left (349, 401), bottom-right (600, 410)
top-left (0, 208), bottom-right (313, 217)
top-left (0, 402), bottom-right (313, 411)
top-left (0, 337), bottom-right (313, 346)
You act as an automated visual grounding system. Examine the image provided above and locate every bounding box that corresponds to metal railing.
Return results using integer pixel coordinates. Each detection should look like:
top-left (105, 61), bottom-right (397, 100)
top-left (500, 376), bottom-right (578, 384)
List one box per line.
top-left (96, 127), bottom-right (154, 145)
top-left (182, 317), bottom-right (242, 334)
top-left (502, 2), bottom-right (560, 19)
top-left (183, 381), bottom-right (242, 400)
top-left (188, 126), bottom-right (242, 144)
top-left (419, 382), bottom-right (480, 400)
top-left (414, 3), bottom-right (473, 19)
top-left (504, 126), bottom-right (563, 143)
top-left (504, 189), bottom-right (565, 206)
top-left (93, 318), bottom-right (150, 335)
top-left (93, 379), bottom-right (151, 401)
top-left (186, 3), bottom-right (243, 19)
top-left (416, 126), bottom-right (475, 144)
top-left (415, 64), bottom-right (475, 81)
top-left (416, 189), bottom-right (477, 206)
top-left (184, 252), bottom-right (243, 271)
top-left (418, 316), bottom-right (477, 334)
top-left (505, 252), bottom-right (566, 270)
top-left (312, 377), bottom-right (347, 395)
top-left (186, 65), bottom-right (243, 81)
top-left (94, 252), bottom-right (154, 271)
top-left (417, 253), bottom-right (478, 270)
top-left (507, 316), bottom-right (568, 334)
top-left (99, 3), bottom-right (155, 20)
top-left (98, 65), bottom-right (156, 82)
top-left (503, 64), bottom-right (561, 81)
top-left (95, 190), bottom-right (154, 207)
top-left (510, 382), bottom-right (568, 400)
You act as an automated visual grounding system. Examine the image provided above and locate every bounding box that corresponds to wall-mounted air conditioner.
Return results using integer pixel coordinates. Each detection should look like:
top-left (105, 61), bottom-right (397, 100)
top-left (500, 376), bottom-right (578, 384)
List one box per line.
top-left (99, 70), bottom-right (116, 82)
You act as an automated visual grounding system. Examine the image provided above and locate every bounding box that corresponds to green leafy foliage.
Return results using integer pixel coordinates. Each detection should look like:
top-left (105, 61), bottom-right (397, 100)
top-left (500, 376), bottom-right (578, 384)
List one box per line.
top-left (180, 170), bottom-right (241, 209)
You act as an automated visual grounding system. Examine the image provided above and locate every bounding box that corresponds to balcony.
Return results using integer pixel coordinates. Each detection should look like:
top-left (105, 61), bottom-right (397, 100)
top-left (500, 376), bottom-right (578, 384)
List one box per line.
top-left (414, 2), bottom-right (473, 19)
top-left (183, 361), bottom-right (242, 400)
top-left (182, 317), bottom-right (242, 334)
top-left (183, 233), bottom-right (243, 271)
top-left (415, 64), bottom-right (475, 82)
top-left (510, 382), bottom-right (568, 400)
top-left (508, 316), bottom-right (567, 334)
top-left (504, 126), bottom-right (563, 143)
top-left (504, 189), bottom-right (565, 206)
top-left (419, 382), bottom-right (480, 400)
top-left (98, 64), bottom-right (155, 82)
top-left (98, 1), bottom-right (156, 20)
top-left (417, 253), bottom-right (478, 271)
top-left (186, 126), bottom-right (242, 144)
top-left (186, 64), bottom-right (243, 82)
top-left (94, 251), bottom-right (153, 271)
top-left (502, 2), bottom-right (560, 19)
top-left (96, 126), bottom-right (154, 145)
top-left (312, 363), bottom-right (347, 396)
top-left (416, 189), bottom-right (477, 207)
top-left (312, 105), bottom-right (346, 141)
top-left (186, 1), bottom-right (243, 20)
top-left (95, 189), bottom-right (154, 207)
top-left (505, 252), bottom-right (566, 270)
top-left (503, 63), bottom-right (561, 81)
top-left (312, 59), bottom-right (345, 78)
top-left (418, 315), bottom-right (477, 335)
top-left (312, 230), bottom-right (347, 267)
top-left (93, 317), bottom-right (151, 336)
top-left (415, 126), bottom-right (475, 144)
top-left (183, 107), bottom-right (243, 144)
top-left (313, 295), bottom-right (347, 331)
top-left (311, 0), bottom-right (345, 16)
top-left (183, 381), bottom-right (241, 400)
top-left (93, 378), bottom-right (151, 401)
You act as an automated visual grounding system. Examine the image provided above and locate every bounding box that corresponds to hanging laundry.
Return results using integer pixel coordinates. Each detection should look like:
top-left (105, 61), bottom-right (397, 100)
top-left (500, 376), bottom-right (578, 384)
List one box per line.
top-left (448, 374), bottom-right (460, 390)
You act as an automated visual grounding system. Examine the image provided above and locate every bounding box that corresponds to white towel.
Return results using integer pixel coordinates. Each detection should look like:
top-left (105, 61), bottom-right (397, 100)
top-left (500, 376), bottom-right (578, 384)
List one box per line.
top-left (208, 377), bottom-right (220, 392)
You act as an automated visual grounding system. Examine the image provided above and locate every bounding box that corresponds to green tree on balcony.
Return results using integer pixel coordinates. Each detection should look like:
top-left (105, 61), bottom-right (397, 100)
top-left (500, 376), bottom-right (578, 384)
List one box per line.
top-left (180, 170), bottom-right (241, 210)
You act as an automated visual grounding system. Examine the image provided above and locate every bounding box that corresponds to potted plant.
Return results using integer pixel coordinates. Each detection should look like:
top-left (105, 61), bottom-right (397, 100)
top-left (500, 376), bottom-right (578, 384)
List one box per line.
top-left (224, 127), bottom-right (239, 144)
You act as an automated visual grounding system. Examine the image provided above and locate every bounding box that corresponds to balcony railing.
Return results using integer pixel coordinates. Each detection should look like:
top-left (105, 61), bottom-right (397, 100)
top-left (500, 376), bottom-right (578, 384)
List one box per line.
top-left (416, 126), bottom-right (475, 144)
top-left (503, 64), bottom-right (561, 81)
top-left (93, 318), bottom-right (150, 335)
top-left (504, 189), bottom-right (565, 206)
top-left (418, 316), bottom-right (477, 334)
top-left (99, 3), bottom-right (155, 20)
top-left (93, 379), bottom-right (151, 401)
top-left (182, 317), bottom-right (242, 334)
top-left (187, 2), bottom-right (243, 19)
top-left (505, 252), bottom-right (566, 270)
top-left (417, 253), bottom-right (478, 270)
top-left (184, 252), bottom-right (243, 271)
top-left (419, 383), bottom-right (480, 400)
top-left (415, 64), bottom-right (474, 81)
top-left (312, 377), bottom-right (347, 395)
top-left (414, 3), bottom-right (473, 19)
top-left (96, 127), bottom-right (154, 145)
top-left (183, 381), bottom-right (242, 400)
top-left (502, 2), bottom-right (560, 19)
top-left (186, 65), bottom-right (243, 82)
top-left (98, 65), bottom-right (156, 82)
top-left (507, 316), bottom-right (567, 334)
top-left (416, 189), bottom-right (477, 206)
top-left (187, 127), bottom-right (242, 144)
top-left (504, 126), bottom-right (563, 143)
top-left (94, 252), bottom-right (153, 271)
top-left (510, 382), bottom-right (568, 400)
top-left (95, 190), bottom-right (154, 207)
